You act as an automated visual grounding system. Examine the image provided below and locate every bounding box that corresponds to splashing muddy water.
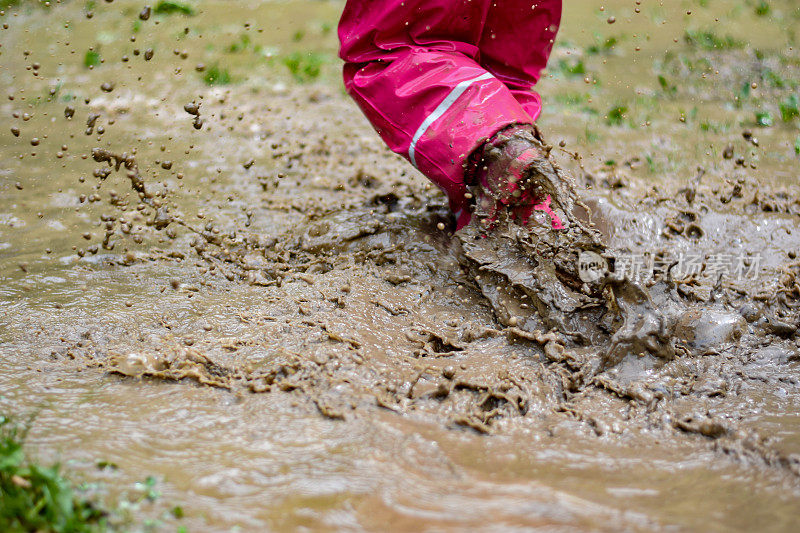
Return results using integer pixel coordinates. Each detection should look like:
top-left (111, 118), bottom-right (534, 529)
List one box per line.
top-left (2, 0), bottom-right (800, 530)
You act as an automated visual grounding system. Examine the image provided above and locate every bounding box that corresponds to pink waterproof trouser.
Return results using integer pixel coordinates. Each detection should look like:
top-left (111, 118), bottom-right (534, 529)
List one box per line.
top-left (339, 0), bottom-right (562, 228)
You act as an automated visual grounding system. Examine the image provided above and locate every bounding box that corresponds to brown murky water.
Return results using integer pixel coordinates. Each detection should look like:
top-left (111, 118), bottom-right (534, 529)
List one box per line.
top-left (2, 0), bottom-right (800, 531)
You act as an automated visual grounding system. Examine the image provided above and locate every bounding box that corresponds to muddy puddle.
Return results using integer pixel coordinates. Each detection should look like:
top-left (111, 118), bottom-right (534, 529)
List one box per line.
top-left (2, 0), bottom-right (800, 531)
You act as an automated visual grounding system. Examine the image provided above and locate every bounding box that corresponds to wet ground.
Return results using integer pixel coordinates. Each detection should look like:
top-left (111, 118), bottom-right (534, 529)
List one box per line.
top-left (2, 0), bottom-right (800, 530)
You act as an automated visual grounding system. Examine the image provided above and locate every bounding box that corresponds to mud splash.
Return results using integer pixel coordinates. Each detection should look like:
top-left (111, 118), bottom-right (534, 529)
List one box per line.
top-left (3, 0), bottom-right (800, 530)
top-left (83, 132), bottom-right (800, 483)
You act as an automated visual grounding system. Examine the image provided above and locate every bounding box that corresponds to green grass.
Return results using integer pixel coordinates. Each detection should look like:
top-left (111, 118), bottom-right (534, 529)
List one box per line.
top-left (0, 415), bottom-right (183, 531)
top-left (734, 82), bottom-right (751, 108)
top-left (0, 0), bottom-right (52, 9)
top-left (552, 91), bottom-right (590, 106)
top-left (580, 125), bottom-right (600, 144)
top-left (282, 51), bottom-right (325, 83)
top-left (754, 1), bottom-right (771, 16)
top-left (755, 110), bottom-right (774, 127)
top-left (684, 29), bottom-right (745, 50)
top-left (554, 58), bottom-right (586, 77)
top-left (45, 81), bottom-right (62, 103)
top-left (794, 135), bottom-right (800, 155)
top-left (0, 415), bottom-right (108, 532)
top-left (83, 49), bottom-right (101, 68)
top-left (154, 1), bottom-right (195, 16)
top-left (779, 94), bottom-right (799, 122)
top-left (226, 34), bottom-right (251, 53)
top-left (202, 63), bottom-right (232, 85)
top-left (657, 75), bottom-right (677, 96)
top-left (763, 69), bottom-right (788, 89)
top-left (586, 34), bottom-right (619, 55)
top-left (606, 105), bottom-right (628, 126)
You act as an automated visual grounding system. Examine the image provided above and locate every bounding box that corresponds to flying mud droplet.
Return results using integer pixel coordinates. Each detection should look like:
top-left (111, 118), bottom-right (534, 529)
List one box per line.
top-left (100, 82), bottom-right (115, 92)
top-left (139, 5), bottom-right (151, 20)
top-left (86, 113), bottom-right (100, 135)
top-left (184, 102), bottom-right (200, 116)
top-left (722, 144), bottom-right (734, 160)
top-left (184, 102), bottom-right (203, 129)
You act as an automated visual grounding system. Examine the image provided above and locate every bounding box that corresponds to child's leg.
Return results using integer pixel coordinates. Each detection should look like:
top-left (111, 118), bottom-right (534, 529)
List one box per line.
top-left (463, 2), bottom-right (577, 230)
top-left (339, 0), bottom-right (533, 228)
top-left (478, 0), bottom-right (562, 121)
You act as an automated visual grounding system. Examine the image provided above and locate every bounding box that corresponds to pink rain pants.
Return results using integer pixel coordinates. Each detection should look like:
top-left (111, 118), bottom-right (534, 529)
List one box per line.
top-left (339, 0), bottom-right (562, 228)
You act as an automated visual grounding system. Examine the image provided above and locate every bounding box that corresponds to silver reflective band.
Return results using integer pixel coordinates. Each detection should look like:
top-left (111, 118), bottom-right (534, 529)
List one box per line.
top-left (408, 72), bottom-right (494, 168)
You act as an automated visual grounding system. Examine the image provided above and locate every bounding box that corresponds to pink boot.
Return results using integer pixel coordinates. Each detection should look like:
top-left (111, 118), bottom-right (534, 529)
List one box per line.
top-left (466, 125), bottom-right (568, 230)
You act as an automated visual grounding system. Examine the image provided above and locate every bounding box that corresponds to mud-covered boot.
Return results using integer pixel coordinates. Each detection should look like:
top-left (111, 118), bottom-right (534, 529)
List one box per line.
top-left (466, 124), bottom-right (573, 230)
top-left (457, 124), bottom-right (611, 338)
top-left (464, 124), bottom-right (605, 283)
top-left (457, 125), bottom-right (675, 364)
